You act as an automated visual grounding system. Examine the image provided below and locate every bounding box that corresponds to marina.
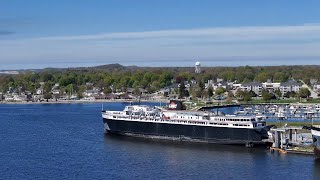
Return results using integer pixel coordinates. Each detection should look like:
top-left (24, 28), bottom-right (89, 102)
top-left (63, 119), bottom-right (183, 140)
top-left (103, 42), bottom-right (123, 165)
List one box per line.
top-left (201, 103), bottom-right (320, 156)
top-left (237, 104), bottom-right (320, 120)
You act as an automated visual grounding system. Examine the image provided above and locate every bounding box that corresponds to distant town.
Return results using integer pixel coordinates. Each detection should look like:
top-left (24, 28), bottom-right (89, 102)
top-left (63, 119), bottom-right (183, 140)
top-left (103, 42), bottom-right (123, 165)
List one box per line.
top-left (1, 63), bottom-right (320, 105)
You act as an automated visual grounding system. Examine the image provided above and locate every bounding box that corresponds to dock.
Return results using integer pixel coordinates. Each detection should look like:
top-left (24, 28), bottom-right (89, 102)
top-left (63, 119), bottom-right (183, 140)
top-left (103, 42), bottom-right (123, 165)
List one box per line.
top-left (196, 104), bottom-right (240, 111)
top-left (269, 126), bottom-right (314, 155)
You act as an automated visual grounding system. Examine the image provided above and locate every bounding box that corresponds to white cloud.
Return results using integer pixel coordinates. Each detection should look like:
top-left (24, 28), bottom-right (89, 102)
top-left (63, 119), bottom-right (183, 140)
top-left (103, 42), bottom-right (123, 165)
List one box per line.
top-left (1, 24), bottom-right (320, 69)
top-left (27, 24), bottom-right (320, 42)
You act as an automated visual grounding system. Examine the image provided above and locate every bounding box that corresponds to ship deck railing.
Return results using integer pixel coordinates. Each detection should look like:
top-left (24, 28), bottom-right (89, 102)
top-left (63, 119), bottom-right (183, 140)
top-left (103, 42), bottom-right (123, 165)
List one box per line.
top-left (106, 114), bottom-right (261, 128)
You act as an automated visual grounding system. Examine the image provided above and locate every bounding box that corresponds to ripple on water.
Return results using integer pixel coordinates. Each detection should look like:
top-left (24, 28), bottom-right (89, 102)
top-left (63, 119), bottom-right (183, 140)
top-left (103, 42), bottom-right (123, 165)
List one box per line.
top-left (0, 103), bottom-right (319, 179)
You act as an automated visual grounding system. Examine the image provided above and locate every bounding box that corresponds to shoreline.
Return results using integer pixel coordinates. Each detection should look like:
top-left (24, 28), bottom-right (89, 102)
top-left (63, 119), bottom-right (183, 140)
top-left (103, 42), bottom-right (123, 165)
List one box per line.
top-left (0, 99), bottom-right (170, 105)
top-left (1, 99), bottom-right (319, 106)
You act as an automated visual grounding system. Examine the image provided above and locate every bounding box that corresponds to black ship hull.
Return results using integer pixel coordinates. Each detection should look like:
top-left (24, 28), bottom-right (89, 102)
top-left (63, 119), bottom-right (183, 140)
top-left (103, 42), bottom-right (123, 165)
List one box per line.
top-left (314, 136), bottom-right (320, 158)
top-left (311, 126), bottom-right (320, 158)
top-left (103, 118), bottom-right (269, 145)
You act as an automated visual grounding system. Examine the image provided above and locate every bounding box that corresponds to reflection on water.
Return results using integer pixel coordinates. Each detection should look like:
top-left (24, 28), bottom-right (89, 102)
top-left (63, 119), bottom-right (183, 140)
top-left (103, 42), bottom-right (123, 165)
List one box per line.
top-left (103, 133), bottom-right (267, 154)
top-left (104, 133), bottom-right (319, 179)
top-left (314, 158), bottom-right (320, 178)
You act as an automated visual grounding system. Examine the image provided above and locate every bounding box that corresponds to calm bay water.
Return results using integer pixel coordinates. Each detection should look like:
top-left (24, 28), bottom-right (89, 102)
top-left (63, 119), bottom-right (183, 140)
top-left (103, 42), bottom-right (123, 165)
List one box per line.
top-left (1, 102), bottom-right (320, 179)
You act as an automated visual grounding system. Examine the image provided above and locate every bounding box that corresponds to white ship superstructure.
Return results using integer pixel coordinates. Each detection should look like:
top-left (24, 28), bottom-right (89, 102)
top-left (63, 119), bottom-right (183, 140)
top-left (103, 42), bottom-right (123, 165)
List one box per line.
top-left (102, 105), bottom-right (270, 146)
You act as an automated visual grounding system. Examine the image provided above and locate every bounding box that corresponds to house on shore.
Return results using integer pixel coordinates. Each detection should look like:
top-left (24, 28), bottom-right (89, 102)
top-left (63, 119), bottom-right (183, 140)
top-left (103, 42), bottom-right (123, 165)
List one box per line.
top-left (205, 78), bottom-right (232, 91)
top-left (262, 79), bottom-right (280, 92)
top-left (241, 82), bottom-right (263, 95)
top-left (279, 80), bottom-right (301, 95)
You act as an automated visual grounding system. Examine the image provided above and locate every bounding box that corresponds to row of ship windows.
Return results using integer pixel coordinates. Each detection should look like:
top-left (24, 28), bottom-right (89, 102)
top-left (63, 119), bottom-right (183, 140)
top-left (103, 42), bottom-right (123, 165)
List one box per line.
top-left (219, 119), bottom-right (252, 122)
top-left (162, 120), bottom-right (206, 125)
top-left (164, 120), bottom-right (251, 127)
top-left (209, 123), bottom-right (250, 126)
top-left (210, 123), bottom-right (228, 126)
top-left (176, 116), bottom-right (198, 119)
top-left (112, 116), bottom-right (252, 127)
top-left (234, 124), bottom-right (250, 127)
top-left (114, 115), bottom-right (253, 123)
top-left (175, 116), bottom-right (253, 122)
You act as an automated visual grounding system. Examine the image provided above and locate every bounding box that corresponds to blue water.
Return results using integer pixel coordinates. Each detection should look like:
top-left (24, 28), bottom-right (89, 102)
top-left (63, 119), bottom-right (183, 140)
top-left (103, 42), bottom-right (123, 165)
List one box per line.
top-left (1, 102), bottom-right (320, 179)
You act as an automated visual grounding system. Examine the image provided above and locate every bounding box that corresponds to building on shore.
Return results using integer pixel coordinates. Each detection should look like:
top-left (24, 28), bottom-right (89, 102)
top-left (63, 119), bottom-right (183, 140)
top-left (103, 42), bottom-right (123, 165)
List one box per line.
top-left (241, 82), bottom-right (263, 96)
top-left (279, 80), bottom-right (301, 95)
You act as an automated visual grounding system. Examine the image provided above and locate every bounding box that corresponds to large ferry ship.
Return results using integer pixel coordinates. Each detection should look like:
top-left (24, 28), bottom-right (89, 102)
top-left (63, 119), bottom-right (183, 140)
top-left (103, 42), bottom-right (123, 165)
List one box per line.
top-left (311, 126), bottom-right (320, 157)
top-left (102, 101), bottom-right (270, 146)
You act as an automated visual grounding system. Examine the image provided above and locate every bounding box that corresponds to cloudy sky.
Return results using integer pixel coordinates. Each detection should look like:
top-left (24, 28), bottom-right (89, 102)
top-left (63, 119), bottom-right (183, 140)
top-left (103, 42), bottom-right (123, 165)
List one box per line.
top-left (1, 0), bottom-right (320, 69)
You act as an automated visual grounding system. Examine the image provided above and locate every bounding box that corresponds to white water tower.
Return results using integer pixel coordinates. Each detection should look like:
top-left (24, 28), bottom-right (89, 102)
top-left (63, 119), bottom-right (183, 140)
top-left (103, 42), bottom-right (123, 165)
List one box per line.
top-left (195, 61), bottom-right (201, 73)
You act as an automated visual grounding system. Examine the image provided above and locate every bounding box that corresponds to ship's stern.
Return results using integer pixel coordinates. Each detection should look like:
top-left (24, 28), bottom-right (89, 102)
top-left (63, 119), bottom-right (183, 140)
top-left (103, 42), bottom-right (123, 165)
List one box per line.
top-left (312, 134), bottom-right (320, 158)
top-left (311, 126), bottom-right (320, 158)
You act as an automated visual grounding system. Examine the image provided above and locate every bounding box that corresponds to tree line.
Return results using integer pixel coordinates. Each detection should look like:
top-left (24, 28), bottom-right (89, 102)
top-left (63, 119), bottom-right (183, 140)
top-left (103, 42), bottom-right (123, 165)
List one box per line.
top-left (0, 65), bottom-right (319, 98)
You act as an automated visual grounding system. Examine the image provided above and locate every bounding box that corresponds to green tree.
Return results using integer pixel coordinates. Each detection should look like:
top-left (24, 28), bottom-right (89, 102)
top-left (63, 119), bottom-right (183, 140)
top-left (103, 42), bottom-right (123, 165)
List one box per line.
top-left (77, 85), bottom-right (86, 97)
top-left (43, 93), bottom-right (52, 101)
top-left (235, 89), bottom-right (244, 99)
top-left (103, 87), bottom-right (112, 95)
top-left (215, 87), bottom-right (226, 96)
top-left (274, 89), bottom-right (282, 98)
top-left (298, 88), bottom-right (311, 98)
top-left (243, 92), bottom-right (252, 102)
top-left (207, 87), bottom-right (214, 98)
top-left (284, 91), bottom-right (296, 98)
top-left (198, 80), bottom-right (205, 91)
top-left (249, 90), bottom-right (257, 97)
top-left (227, 91), bottom-right (234, 98)
top-left (255, 72), bottom-right (269, 82)
top-left (40, 71), bottom-right (53, 82)
top-left (236, 89), bottom-right (252, 102)
top-left (261, 90), bottom-right (272, 102)
top-left (133, 87), bottom-right (141, 96)
top-left (273, 72), bottom-right (289, 82)
top-left (43, 82), bottom-right (52, 94)
top-left (190, 87), bottom-right (203, 99)
top-left (159, 71), bottom-right (173, 87)
top-left (151, 81), bottom-right (161, 90)
top-left (179, 81), bottom-right (185, 98)
top-left (65, 84), bottom-right (75, 95)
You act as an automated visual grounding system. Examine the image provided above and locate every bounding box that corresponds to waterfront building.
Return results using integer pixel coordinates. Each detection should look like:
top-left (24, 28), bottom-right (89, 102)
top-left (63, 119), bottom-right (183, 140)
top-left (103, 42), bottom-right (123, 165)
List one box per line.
top-left (213, 81), bottom-right (230, 91)
top-left (205, 79), bottom-right (232, 91)
top-left (232, 83), bottom-right (242, 90)
top-left (262, 81), bottom-right (280, 92)
top-left (279, 80), bottom-right (301, 95)
top-left (13, 95), bottom-right (27, 102)
top-left (241, 82), bottom-right (263, 95)
top-left (310, 79), bottom-right (318, 85)
top-left (313, 84), bottom-right (320, 94)
top-left (205, 80), bottom-right (214, 89)
top-left (216, 78), bottom-right (224, 83)
top-left (83, 89), bottom-right (100, 97)
top-left (51, 89), bottom-right (60, 95)
top-left (4, 94), bottom-right (14, 102)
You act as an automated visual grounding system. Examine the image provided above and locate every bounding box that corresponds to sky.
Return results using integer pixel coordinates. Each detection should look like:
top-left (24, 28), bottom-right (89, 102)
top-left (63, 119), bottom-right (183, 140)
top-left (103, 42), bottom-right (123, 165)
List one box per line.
top-left (1, 0), bottom-right (320, 70)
